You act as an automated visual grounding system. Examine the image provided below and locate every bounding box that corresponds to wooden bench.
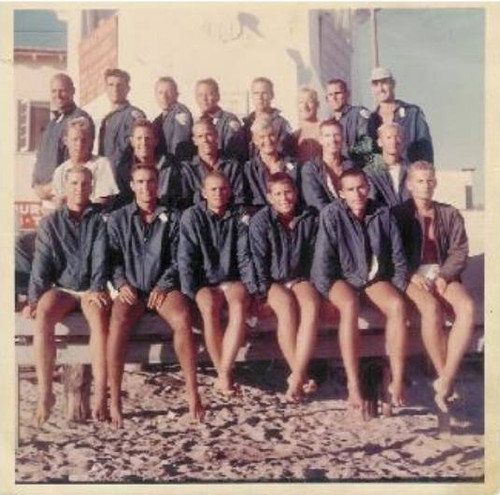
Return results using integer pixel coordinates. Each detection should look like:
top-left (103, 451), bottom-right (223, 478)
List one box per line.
top-left (15, 255), bottom-right (485, 424)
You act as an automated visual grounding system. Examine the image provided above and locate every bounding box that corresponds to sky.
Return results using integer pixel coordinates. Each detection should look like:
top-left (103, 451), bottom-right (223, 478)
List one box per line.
top-left (13, 7), bottom-right (486, 204)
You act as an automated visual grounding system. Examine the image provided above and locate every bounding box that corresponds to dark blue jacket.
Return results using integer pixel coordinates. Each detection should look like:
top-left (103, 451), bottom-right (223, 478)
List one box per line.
top-left (392, 199), bottom-right (469, 282)
top-left (335, 104), bottom-right (370, 155)
top-left (107, 202), bottom-right (180, 295)
top-left (98, 101), bottom-right (146, 172)
top-left (157, 155), bottom-right (183, 209)
top-left (249, 205), bottom-right (318, 296)
top-left (152, 102), bottom-right (194, 163)
top-left (365, 160), bottom-right (411, 208)
top-left (28, 204), bottom-right (107, 304)
top-left (180, 155), bottom-right (244, 207)
top-left (301, 156), bottom-right (354, 212)
top-left (367, 100), bottom-right (434, 163)
top-left (178, 202), bottom-right (257, 299)
top-left (243, 154), bottom-right (301, 207)
top-left (32, 103), bottom-right (95, 186)
top-left (202, 107), bottom-right (245, 162)
top-left (311, 199), bottom-right (408, 296)
top-left (242, 109), bottom-right (295, 162)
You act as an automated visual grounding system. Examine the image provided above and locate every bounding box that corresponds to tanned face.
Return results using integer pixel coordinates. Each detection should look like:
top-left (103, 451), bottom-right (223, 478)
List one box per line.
top-left (267, 180), bottom-right (297, 217)
top-left (50, 76), bottom-right (75, 112)
top-left (105, 75), bottom-right (130, 105)
top-left (130, 167), bottom-right (158, 205)
top-left (339, 174), bottom-right (370, 217)
top-left (65, 127), bottom-right (92, 164)
top-left (65, 169), bottom-right (92, 210)
top-left (406, 168), bottom-right (437, 202)
top-left (155, 80), bottom-right (178, 111)
top-left (202, 175), bottom-right (231, 212)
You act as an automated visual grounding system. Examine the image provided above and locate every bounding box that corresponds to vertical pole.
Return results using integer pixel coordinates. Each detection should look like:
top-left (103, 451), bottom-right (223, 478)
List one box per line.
top-left (370, 9), bottom-right (380, 68)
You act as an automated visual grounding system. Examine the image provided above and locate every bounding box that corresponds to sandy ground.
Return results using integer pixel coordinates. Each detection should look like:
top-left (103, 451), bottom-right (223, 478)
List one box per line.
top-left (15, 357), bottom-right (484, 483)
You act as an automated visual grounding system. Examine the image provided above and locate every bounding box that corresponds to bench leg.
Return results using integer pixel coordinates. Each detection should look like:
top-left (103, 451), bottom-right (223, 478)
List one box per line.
top-left (62, 364), bottom-right (92, 422)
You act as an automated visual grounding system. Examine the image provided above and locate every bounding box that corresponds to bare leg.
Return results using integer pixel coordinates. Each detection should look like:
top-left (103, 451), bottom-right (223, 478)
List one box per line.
top-left (107, 299), bottom-right (144, 428)
top-left (81, 294), bottom-right (110, 421)
top-left (34, 289), bottom-right (79, 426)
top-left (328, 281), bottom-right (363, 410)
top-left (289, 281), bottom-right (320, 400)
top-left (406, 282), bottom-right (446, 375)
top-left (365, 281), bottom-right (407, 407)
top-left (156, 290), bottom-right (204, 421)
top-left (218, 282), bottom-right (250, 394)
top-left (266, 283), bottom-right (299, 375)
top-left (435, 282), bottom-right (475, 406)
top-left (195, 287), bottom-right (225, 373)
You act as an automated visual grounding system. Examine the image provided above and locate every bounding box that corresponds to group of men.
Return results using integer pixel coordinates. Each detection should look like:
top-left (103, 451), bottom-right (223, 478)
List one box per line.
top-left (19, 66), bottom-right (474, 428)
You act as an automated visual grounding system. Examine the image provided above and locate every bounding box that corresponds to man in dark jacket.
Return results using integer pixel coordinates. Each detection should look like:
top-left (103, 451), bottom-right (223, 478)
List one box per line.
top-left (249, 172), bottom-right (320, 401)
top-left (180, 118), bottom-right (244, 207)
top-left (242, 77), bottom-right (295, 162)
top-left (311, 167), bottom-right (408, 415)
top-left (152, 76), bottom-right (194, 163)
top-left (179, 171), bottom-right (257, 396)
top-left (365, 122), bottom-right (411, 208)
top-left (23, 167), bottom-right (109, 426)
top-left (367, 67), bottom-right (433, 164)
top-left (393, 161), bottom-right (474, 412)
top-left (107, 164), bottom-right (203, 428)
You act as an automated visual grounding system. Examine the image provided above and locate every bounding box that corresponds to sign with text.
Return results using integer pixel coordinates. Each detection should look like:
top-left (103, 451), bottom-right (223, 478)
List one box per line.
top-left (15, 201), bottom-right (43, 231)
top-left (79, 15), bottom-right (118, 106)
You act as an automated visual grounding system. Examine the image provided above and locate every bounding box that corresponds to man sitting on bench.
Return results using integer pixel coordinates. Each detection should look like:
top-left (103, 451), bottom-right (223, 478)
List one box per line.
top-left (23, 166), bottom-right (110, 426)
top-left (107, 164), bottom-right (203, 428)
top-left (178, 171), bottom-right (257, 396)
top-left (311, 167), bottom-right (408, 415)
top-left (249, 172), bottom-right (320, 401)
top-left (393, 160), bottom-right (475, 412)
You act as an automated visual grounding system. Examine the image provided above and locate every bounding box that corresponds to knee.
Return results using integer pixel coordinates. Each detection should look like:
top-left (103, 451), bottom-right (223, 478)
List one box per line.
top-left (386, 295), bottom-right (406, 320)
top-left (331, 292), bottom-right (358, 316)
top-left (196, 289), bottom-right (221, 315)
top-left (168, 310), bottom-right (192, 334)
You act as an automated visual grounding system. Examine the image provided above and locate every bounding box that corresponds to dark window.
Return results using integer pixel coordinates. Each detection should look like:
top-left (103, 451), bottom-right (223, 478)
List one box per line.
top-left (17, 100), bottom-right (50, 152)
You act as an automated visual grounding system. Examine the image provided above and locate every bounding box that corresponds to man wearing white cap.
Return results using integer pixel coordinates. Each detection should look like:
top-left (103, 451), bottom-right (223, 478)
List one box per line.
top-left (367, 67), bottom-right (433, 164)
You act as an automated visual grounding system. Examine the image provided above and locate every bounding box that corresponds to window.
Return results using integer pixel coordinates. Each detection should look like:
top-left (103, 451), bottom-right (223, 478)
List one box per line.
top-left (17, 100), bottom-right (50, 152)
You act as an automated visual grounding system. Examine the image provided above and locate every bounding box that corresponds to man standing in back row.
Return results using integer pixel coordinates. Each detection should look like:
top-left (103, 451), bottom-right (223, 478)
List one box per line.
top-left (368, 67), bottom-right (433, 164)
top-left (98, 68), bottom-right (146, 196)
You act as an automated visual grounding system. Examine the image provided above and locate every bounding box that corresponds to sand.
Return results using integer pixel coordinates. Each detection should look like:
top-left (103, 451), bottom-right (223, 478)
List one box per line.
top-left (15, 357), bottom-right (484, 483)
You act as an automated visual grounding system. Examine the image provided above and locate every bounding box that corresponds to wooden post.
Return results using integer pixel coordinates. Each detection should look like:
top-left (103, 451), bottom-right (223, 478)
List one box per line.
top-left (62, 364), bottom-right (92, 422)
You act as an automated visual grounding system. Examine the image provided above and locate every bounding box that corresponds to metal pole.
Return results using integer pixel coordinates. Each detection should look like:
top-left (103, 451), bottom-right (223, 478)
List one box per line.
top-left (370, 9), bottom-right (379, 67)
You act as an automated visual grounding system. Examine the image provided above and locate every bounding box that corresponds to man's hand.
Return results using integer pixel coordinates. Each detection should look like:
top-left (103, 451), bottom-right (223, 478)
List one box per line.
top-left (118, 284), bottom-right (138, 305)
top-left (87, 291), bottom-right (111, 309)
top-left (22, 303), bottom-right (37, 319)
top-left (147, 287), bottom-right (167, 311)
top-left (434, 276), bottom-right (448, 296)
top-left (410, 273), bottom-right (433, 292)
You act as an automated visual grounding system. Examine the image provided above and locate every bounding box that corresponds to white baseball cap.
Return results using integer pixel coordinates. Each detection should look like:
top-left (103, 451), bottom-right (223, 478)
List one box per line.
top-left (371, 67), bottom-right (394, 82)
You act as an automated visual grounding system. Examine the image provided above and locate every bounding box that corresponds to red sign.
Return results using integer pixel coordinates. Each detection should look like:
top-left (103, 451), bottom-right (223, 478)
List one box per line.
top-left (15, 201), bottom-right (43, 231)
top-left (79, 15), bottom-right (118, 107)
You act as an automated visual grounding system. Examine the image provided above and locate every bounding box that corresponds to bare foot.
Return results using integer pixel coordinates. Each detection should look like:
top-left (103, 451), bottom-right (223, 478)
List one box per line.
top-left (215, 374), bottom-right (240, 398)
top-left (302, 378), bottom-right (318, 395)
top-left (187, 392), bottom-right (205, 422)
top-left (285, 373), bottom-right (304, 403)
top-left (91, 394), bottom-right (109, 422)
top-left (34, 393), bottom-right (55, 427)
top-left (388, 382), bottom-right (406, 408)
top-left (347, 381), bottom-right (364, 410)
top-left (109, 403), bottom-right (123, 429)
top-left (433, 378), bottom-right (452, 413)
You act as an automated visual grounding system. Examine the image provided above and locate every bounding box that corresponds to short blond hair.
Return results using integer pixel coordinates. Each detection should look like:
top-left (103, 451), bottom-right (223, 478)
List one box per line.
top-left (250, 115), bottom-right (274, 136)
top-left (407, 160), bottom-right (436, 178)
